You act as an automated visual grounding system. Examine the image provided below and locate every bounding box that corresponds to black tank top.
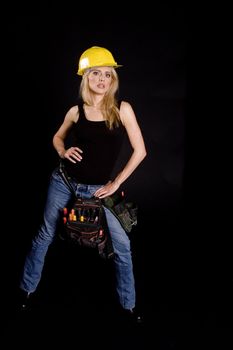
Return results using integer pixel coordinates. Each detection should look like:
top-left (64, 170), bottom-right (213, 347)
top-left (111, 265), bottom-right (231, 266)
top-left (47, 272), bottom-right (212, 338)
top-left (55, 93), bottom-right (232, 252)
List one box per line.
top-left (64, 102), bottom-right (126, 184)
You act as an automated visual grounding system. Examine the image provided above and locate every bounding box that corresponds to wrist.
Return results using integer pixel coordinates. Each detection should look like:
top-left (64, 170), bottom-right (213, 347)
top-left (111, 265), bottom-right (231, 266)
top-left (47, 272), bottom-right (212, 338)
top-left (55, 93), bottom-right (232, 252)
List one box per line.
top-left (113, 178), bottom-right (121, 187)
top-left (58, 149), bottom-right (65, 159)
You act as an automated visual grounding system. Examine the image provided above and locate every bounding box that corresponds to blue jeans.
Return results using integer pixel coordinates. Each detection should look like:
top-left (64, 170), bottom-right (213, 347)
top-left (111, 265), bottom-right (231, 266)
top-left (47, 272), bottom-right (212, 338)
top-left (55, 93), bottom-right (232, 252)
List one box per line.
top-left (20, 167), bottom-right (136, 310)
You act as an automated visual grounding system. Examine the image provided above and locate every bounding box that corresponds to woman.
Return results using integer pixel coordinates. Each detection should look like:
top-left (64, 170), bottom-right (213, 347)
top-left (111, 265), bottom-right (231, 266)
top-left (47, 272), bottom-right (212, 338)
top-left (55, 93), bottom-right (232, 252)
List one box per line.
top-left (19, 46), bottom-right (147, 323)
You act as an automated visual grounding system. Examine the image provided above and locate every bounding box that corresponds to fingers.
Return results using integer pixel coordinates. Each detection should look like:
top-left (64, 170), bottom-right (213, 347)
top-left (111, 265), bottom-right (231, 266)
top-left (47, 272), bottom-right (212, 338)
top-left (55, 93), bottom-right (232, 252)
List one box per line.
top-left (64, 147), bottom-right (83, 163)
top-left (94, 181), bottom-right (111, 197)
top-left (94, 181), bottom-right (119, 198)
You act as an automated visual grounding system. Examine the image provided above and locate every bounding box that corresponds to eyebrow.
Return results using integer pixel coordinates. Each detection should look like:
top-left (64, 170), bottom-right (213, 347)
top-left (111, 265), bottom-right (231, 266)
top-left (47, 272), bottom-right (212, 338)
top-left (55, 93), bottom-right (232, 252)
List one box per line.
top-left (90, 68), bottom-right (112, 74)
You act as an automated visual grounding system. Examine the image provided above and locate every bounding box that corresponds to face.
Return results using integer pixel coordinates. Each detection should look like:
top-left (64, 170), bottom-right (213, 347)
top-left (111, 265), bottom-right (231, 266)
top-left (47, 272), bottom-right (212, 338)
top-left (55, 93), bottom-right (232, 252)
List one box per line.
top-left (87, 67), bottom-right (113, 95)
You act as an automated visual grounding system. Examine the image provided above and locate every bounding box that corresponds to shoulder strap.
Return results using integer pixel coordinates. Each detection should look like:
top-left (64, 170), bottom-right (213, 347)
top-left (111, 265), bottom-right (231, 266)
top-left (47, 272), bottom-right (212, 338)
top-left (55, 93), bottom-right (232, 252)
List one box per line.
top-left (77, 98), bottom-right (85, 119)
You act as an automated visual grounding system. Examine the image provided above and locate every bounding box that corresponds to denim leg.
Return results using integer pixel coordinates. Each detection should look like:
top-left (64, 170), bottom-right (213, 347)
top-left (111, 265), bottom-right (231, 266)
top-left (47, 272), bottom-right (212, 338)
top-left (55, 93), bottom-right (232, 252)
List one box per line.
top-left (103, 206), bottom-right (136, 310)
top-left (74, 185), bottom-right (136, 309)
top-left (20, 168), bottom-right (73, 293)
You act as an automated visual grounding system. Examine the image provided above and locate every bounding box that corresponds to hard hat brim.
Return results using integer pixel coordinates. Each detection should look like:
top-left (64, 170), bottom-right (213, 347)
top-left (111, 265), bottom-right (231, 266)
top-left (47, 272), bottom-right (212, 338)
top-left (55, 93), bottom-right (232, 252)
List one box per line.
top-left (77, 64), bottom-right (123, 76)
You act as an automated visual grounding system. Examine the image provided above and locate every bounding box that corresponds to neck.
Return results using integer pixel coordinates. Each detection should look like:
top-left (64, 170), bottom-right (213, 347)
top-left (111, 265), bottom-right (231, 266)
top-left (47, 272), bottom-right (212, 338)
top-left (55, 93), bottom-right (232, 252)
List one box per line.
top-left (91, 95), bottom-right (104, 107)
top-left (86, 99), bottom-right (103, 109)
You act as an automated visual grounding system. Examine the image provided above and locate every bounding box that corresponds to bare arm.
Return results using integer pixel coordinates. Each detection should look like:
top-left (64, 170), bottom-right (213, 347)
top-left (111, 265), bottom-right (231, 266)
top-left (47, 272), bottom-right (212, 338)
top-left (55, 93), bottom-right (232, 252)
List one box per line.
top-left (95, 101), bottom-right (147, 198)
top-left (53, 105), bottom-right (83, 163)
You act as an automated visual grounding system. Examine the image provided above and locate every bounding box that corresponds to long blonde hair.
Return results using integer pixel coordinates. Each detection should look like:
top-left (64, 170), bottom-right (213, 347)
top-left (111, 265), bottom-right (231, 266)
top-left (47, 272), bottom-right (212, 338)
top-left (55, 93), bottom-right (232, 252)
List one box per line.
top-left (79, 68), bottom-right (121, 129)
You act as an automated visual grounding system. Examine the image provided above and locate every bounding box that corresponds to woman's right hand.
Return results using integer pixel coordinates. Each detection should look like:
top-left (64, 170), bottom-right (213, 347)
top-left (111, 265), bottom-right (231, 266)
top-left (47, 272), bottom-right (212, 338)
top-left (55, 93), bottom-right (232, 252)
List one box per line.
top-left (64, 147), bottom-right (83, 163)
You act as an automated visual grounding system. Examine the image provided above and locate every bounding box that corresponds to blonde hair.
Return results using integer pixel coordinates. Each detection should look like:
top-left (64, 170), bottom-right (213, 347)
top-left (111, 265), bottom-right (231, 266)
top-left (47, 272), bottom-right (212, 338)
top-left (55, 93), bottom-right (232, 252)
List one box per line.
top-left (79, 68), bottom-right (121, 129)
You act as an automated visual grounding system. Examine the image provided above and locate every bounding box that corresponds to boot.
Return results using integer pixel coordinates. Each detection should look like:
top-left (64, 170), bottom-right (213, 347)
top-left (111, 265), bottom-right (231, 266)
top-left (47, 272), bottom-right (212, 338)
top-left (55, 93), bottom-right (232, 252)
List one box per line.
top-left (18, 289), bottom-right (32, 311)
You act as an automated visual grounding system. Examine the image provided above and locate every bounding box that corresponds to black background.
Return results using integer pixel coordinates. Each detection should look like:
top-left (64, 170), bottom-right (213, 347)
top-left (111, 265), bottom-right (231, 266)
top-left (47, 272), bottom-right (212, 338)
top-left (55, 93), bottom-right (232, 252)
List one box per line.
top-left (3, 4), bottom-right (232, 349)
top-left (5, 7), bottom-right (185, 225)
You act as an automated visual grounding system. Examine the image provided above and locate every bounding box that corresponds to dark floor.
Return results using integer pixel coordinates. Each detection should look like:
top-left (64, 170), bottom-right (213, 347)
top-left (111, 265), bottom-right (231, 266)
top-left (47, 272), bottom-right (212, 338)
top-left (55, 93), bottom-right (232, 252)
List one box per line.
top-left (3, 211), bottom-right (233, 349)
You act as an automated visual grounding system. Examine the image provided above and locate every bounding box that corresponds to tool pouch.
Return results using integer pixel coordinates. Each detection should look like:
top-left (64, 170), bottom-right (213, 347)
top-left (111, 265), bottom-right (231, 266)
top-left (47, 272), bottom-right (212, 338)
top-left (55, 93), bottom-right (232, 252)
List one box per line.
top-left (60, 197), bottom-right (114, 259)
top-left (102, 191), bottom-right (138, 234)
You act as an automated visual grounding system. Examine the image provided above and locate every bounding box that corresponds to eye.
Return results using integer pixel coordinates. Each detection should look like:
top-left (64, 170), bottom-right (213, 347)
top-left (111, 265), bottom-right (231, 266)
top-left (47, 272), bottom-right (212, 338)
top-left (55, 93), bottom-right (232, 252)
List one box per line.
top-left (106, 73), bottom-right (111, 78)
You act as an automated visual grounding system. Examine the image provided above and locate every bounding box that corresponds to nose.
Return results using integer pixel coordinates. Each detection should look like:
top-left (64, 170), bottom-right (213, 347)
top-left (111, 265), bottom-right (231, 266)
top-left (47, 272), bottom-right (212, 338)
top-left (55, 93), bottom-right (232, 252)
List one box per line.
top-left (99, 73), bottom-right (105, 81)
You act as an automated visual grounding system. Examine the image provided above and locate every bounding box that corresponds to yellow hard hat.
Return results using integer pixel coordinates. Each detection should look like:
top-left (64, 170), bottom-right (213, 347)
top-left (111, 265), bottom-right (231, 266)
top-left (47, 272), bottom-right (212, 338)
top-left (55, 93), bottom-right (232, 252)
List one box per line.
top-left (77, 46), bottom-right (122, 76)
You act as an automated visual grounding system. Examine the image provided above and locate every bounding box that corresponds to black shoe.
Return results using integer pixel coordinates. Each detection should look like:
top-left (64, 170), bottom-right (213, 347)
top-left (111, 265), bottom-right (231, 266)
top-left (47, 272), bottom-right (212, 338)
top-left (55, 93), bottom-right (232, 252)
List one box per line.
top-left (121, 307), bottom-right (143, 325)
top-left (18, 289), bottom-right (32, 311)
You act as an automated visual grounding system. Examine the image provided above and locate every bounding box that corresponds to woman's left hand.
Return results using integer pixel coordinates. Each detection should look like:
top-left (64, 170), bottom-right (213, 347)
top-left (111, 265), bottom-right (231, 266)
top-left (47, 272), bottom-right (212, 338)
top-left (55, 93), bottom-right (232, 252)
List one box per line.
top-left (94, 180), bottom-right (120, 198)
